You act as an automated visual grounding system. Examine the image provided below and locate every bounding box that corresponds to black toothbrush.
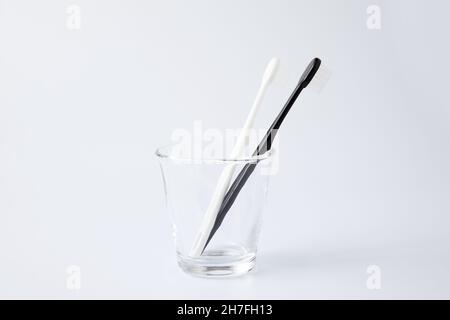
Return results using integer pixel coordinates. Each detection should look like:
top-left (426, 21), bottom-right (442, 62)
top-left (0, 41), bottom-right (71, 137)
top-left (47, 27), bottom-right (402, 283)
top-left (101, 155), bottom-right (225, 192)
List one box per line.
top-left (203, 58), bottom-right (322, 252)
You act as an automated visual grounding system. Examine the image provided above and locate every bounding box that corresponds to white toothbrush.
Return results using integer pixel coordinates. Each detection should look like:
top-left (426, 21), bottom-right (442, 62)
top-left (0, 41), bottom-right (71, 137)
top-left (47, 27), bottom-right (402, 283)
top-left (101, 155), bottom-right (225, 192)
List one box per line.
top-left (189, 57), bottom-right (280, 257)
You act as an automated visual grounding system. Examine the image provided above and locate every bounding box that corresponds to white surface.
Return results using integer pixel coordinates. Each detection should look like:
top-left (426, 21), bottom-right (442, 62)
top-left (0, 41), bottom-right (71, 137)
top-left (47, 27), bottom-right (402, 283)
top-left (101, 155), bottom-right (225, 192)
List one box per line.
top-left (1, 0), bottom-right (450, 299)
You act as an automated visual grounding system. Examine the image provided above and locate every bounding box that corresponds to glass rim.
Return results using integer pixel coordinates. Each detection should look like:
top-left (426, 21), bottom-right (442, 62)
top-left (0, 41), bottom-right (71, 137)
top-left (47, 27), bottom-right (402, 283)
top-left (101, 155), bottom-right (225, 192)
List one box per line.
top-left (155, 144), bottom-right (273, 164)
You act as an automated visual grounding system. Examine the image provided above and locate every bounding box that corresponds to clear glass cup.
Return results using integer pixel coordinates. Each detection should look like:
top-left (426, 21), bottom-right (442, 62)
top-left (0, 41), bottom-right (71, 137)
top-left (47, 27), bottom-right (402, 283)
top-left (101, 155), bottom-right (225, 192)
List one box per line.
top-left (156, 145), bottom-right (273, 278)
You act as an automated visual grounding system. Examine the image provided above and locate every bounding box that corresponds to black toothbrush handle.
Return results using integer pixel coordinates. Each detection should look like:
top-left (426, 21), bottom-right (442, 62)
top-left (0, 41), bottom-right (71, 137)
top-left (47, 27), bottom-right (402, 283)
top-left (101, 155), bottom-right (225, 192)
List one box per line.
top-left (204, 129), bottom-right (275, 247)
top-left (203, 58), bottom-right (322, 252)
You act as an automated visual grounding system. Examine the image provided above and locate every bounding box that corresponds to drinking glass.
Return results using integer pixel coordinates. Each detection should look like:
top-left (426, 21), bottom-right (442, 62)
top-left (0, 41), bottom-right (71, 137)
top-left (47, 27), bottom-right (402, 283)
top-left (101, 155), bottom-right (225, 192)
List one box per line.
top-left (156, 145), bottom-right (273, 277)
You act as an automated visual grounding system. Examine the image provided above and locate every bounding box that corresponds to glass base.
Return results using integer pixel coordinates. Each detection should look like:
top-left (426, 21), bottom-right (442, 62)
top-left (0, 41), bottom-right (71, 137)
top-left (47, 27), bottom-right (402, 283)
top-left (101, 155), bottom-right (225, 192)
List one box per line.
top-left (177, 245), bottom-right (256, 278)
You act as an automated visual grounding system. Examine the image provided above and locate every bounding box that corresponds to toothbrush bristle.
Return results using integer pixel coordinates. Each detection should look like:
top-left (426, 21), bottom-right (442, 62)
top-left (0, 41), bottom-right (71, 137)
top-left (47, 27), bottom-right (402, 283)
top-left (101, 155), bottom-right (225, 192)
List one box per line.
top-left (262, 57), bottom-right (280, 85)
top-left (308, 65), bottom-right (332, 93)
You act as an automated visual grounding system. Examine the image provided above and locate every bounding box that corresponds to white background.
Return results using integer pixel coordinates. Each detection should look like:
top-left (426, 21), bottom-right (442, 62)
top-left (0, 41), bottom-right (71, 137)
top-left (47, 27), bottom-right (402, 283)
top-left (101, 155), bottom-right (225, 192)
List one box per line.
top-left (1, 0), bottom-right (450, 299)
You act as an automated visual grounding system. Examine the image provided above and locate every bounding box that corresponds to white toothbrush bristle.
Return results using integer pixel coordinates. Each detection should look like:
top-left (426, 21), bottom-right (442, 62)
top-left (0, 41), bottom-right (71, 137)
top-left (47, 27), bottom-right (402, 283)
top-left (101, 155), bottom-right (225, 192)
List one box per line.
top-left (262, 57), bottom-right (280, 85)
top-left (309, 65), bottom-right (332, 93)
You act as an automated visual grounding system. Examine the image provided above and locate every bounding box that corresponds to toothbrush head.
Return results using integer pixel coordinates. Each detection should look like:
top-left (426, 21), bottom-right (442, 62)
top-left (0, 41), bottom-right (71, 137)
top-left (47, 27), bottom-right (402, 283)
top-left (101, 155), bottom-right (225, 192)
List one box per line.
top-left (299, 57), bottom-right (322, 88)
top-left (261, 57), bottom-right (280, 86)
